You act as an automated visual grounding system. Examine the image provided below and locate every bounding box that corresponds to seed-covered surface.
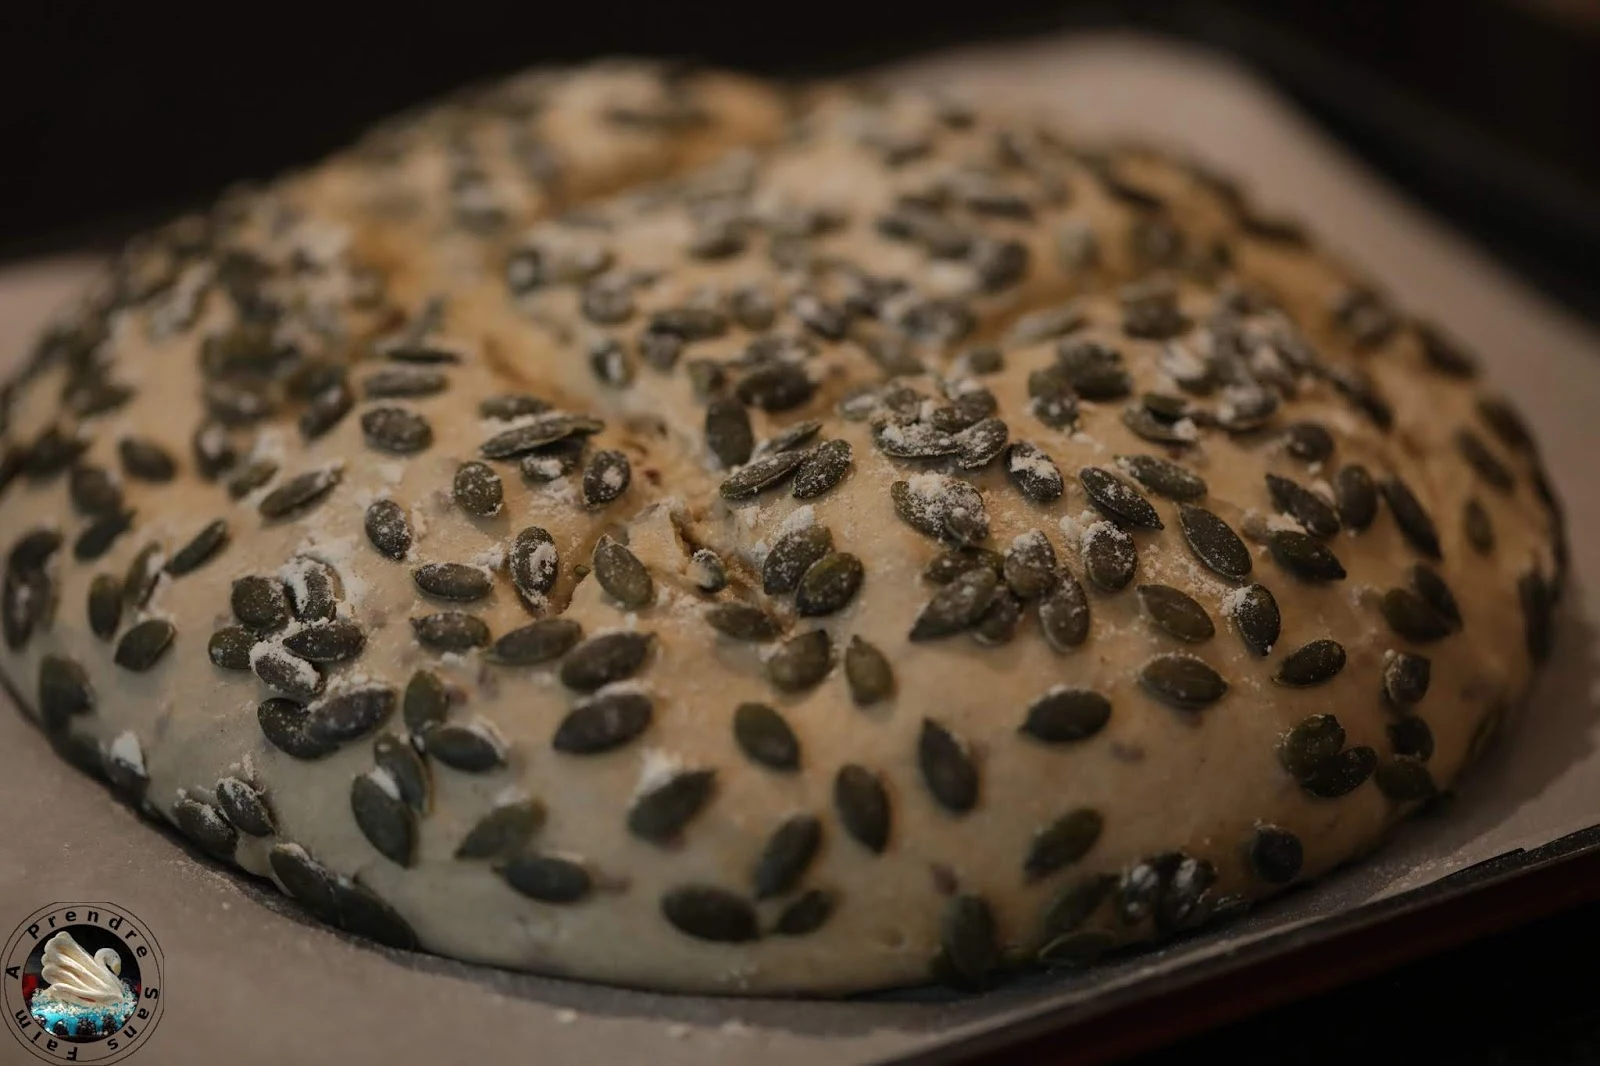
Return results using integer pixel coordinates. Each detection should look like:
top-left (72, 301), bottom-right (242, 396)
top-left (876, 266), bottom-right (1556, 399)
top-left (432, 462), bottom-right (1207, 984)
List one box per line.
top-left (0, 61), bottom-right (1563, 998)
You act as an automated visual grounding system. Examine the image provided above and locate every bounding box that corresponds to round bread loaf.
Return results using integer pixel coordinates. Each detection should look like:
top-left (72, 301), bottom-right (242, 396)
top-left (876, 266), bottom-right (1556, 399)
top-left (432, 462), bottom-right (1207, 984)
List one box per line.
top-left (0, 60), bottom-right (1565, 994)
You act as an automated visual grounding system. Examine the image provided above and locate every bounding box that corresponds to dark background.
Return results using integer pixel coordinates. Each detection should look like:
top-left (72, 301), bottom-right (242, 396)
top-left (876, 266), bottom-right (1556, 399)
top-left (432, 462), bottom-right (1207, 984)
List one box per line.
top-left (4, 3), bottom-right (1600, 1061)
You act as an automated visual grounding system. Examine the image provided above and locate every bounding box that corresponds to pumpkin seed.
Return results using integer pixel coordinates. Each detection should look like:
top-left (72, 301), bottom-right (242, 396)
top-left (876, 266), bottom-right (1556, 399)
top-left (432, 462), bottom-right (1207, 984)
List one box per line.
top-left (1039, 930), bottom-right (1117, 968)
top-left (733, 702), bottom-right (801, 771)
top-left (231, 574), bottom-right (288, 631)
top-left (1005, 441), bottom-right (1064, 502)
top-left (1477, 395), bottom-right (1533, 451)
top-left (1246, 825), bottom-right (1303, 883)
top-left (259, 465), bottom-right (342, 519)
top-left (592, 537), bottom-right (653, 608)
top-left (333, 878), bottom-right (417, 951)
top-left (69, 463), bottom-right (123, 516)
top-left (872, 417), bottom-right (958, 460)
top-left (1040, 872), bottom-right (1118, 940)
top-left (704, 397), bottom-right (754, 469)
top-left (1082, 522), bottom-right (1137, 592)
top-left (208, 625), bottom-right (255, 669)
top-left (1416, 322), bottom-right (1478, 377)
top-left (844, 635), bottom-right (894, 705)
top-left (1039, 570), bottom-right (1092, 650)
top-left (1265, 473), bottom-right (1341, 539)
top-left (402, 669), bottom-right (448, 735)
top-left (688, 548), bottom-right (726, 593)
top-left (1382, 651), bottom-right (1432, 707)
top-left (114, 618), bottom-right (175, 671)
top-left (795, 553), bottom-right (864, 617)
top-left (1117, 454), bottom-right (1206, 501)
top-left (1116, 853), bottom-right (1176, 926)
top-left (890, 476), bottom-right (989, 546)
top-left (1410, 564), bottom-right (1463, 630)
top-left (972, 589), bottom-right (1021, 645)
top-left (499, 855), bottom-right (592, 903)
top-left (1456, 428), bottom-right (1514, 492)
top-left (954, 417), bottom-right (1009, 470)
top-left (767, 629), bottom-right (833, 692)
top-left (559, 631), bottom-right (651, 691)
top-left (941, 894), bottom-right (999, 985)
top-left (1021, 687), bottom-right (1111, 743)
top-left (581, 449), bottom-right (631, 507)
top-left (1224, 583), bottom-right (1280, 657)
top-left (1275, 638), bottom-right (1346, 687)
top-left (455, 800), bottom-right (545, 859)
top-left (1380, 476), bottom-right (1442, 560)
top-left (283, 618), bottom-right (367, 662)
top-left (1137, 584), bottom-right (1214, 642)
top-left (1463, 498), bottom-right (1495, 555)
top-left (919, 718), bottom-right (978, 814)
top-left (1177, 505), bottom-right (1252, 580)
top-left (629, 768), bottom-right (716, 843)
top-left (191, 420), bottom-right (237, 481)
top-left (661, 885), bottom-right (759, 942)
top-left (413, 562), bottom-right (492, 602)
top-left (9, 528), bottom-right (62, 570)
top-left (257, 698), bottom-right (336, 760)
top-left (1280, 714), bottom-right (1348, 779)
top-left (362, 499), bottom-right (412, 561)
top-left (1301, 745), bottom-right (1377, 799)
top-left (719, 449), bottom-right (806, 500)
top-left (1333, 464), bottom-right (1378, 531)
top-left (87, 574), bottom-right (122, 639)
top-left (1138, 653), bottom-right (1228, 710)
top-left (360, 406), bottom-right (433, 454)
top-left (1519, 569), bottom-right (1555, 662)
top-left (834, 764), bottom-right (890, 853)
top-left (775, 889), bottom-right (836, 936)
top-left (791, 439), bottom-right (852, 499)
top-left (1380, 588), bottom-right (1452, 642)
top-left (351, 770), bottom-right (417, 866)
top-left (1080, 467), bottom-right (1163, 530)
top-left (479, 394), bottom-right (550, 421)
top-left (763, 525), bottom-right (833, 595)
top-left (117, 543), bottom-right (159, 610)
top-left (452, 461), bottom-right (503, 517)
top-left (374, 734), bottom-right (430, 813)
top-left (923, 548), bottom-right (1002, 584)
top-left (268, 843), bottom-right (340, 924)
top-left (911, 566), bottom-right (998, 640)
top-left (480, 413), bottom-right (604, 459)
top-left (1057, 339), bottom-right (1131, 400)
top-left (704, 601), bottom-right (782, 642)
top-left (306, 684), bottom-right (396, 745)
top-left (508, 526), bottom-right (558, 608)
top-left (1283, 421), bottom-right (1334, 462)
top-left (172, 797), bottom-right (238, 860)
top-left (520, 439), bottom-right (588, 484)
top-left (1155, 855), bottom-right (1218, 933)
top-left (1375, 756), bottom-right (1437, 802)
top-left (426, 719), bottom-right (508, 771)
top-left (119, 438), bottom-right (177, 482)
top-left (74, 508), bottom-right (135, 561)
top-left (552, 690), bottom-right (653, 754)
top-left (1268, 530), bottom-right (1346, 582)
top-left (1, 567), bottom-right (49, 650)
top-left (1387, 715), bottom-right (1435, 761)
top-left (38, 654), bottom-right (92, 733)
top-left (752, 814), bottom-right (821, 899)
top-left (755, 419), bottom-right (825, 459)
top-left (216, 776), bottom-right (275, 836)
top-left (363, 366), bottom-right (447, 399)
top-left (250, 641), bottom-right (324, 699)
top-left (1004, 530), bottom-right (1058, 599)
top-left (489, 618), bottom-right (583, 666)
top-left (298, 383), bottom-right (354, 440)
top-left (1025, 809), bottom-right (1104, 880)
top-left (283, 557), bottom-right (338, 622)
top-left (227, 459), bottom-right (279, 500)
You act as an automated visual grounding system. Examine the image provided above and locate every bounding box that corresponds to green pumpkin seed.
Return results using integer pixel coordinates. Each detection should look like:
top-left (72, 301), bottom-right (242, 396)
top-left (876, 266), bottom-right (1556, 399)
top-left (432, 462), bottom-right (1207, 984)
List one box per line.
top-left (257, 698), bottom-right (335, 760)
top-left (954, 417), bottom-right (1009, 470)
top-left (592, 537), bottom-right (653, 609)
top-left (519, 438), bottom-right (586, 482)
top-left (232, 575), bottom-right (289, 631)
top-left (791, 439), bottom-right (852, 499)
top-left (259, 465), bottom-right (342, 519)
top-left (737, 361), bottom-right (815, 412)
top-left (172, 796), bottom-right (238, 860)
top-left (374, 734), bottom-right (430, 813)
top-left (1387, 715), bottom-right (1435, 760)
top-left (834, 764), bottom-right (890, 853)
top-left (1057, 339), bottom-right (1131, 400)
top-left (250, 642), bottom-right (324, 699)
top-left (1275, 638), bottom-right (1347, 686)
top-left (37, 654), bottom-right (92, 733)
top-left (1463, 498), bottom-right (1495, 555)
top-left (1380, 588), bottom-right (1452, 642)
top-left (755, 419), bottom-right (823, 459)
top-left (1380, 476), bottom-right (1441, 560)
top-left (1382, 651), bottom-right (1431, 707)
top-left (1039, 570), bottom-right (1092, 650)
top-left (763, 525), bottom-right (832, 595)
top-left (208, 625), bottom-right (255, 670)
top-left (705, 602), bottom-right (781, 641)
top-left (1283, 421), bottom-right (1334, 462)
top-left (306, 684), bottom-right (396, 745)
top-left (283, 558), bottom-right (338, 621)
top-left (767, 629), bottom-right (833, 692)
top-left (332, 878), bottom-right (417, 950)
top-left (227, 459), bottom-right (279, 500)
top-left (844, 635), bottom-right (894, 705)
top-left (87, 574), bottom-right (122, 640)
top-left (1082, 522), bottom-right (1137, 592)
top-left (1117, 454), bottom-right (1206, 501)
top-left (941, 894), bottom-right (999, 985)
top-left (628, 769), bottom-right (716, 843)
top-left (910, 566), bottom-right (998, 640)
top-left (924, 548), bottom-right (1004, 584)
top-left (455, 799), bottom-right (546, 859)
top-left (216, 776), bottom-right (275, 836)
top-left (733, 703), bottom-right (800, 771)
top-left (1519, 569), bottom-right (1555, 662)
top-left (661, 885), bottom-right (759, 942)
top-left (719, 450), bottom-right (806, 500)
top-left (1025, 809), bottom-right (1104, 881)
top-left (795, 552), bottom-right (864, 616)
top-left (1021, 687), bottom-right (1111, 744)
top-left (1003, 530), bottom-right (1058, 600)
top-left (1410, 564), bottom-right (1462, 630)
top-left (1080, 467), bottom-right (1163, 530)
top-left (508, 526), bottom-right (558, 607)
top-left (1137, 584), bottom-right (1215, 642)
top-left (351, 770), bottom-right (417, 866)
top-left (489, 618), bottom-right (584, 666)
top-left (451, 461), bottom-right (503, 517)
top-left (413, 562), bottom-right (493, 602)
top-left (551, 690), bottom-right (653, 754)
top-left (402, 669), bottom-right (448, 735)
top-left (1477, 395), bottom-right (1532, 451)
top-left (1246, 825), bottom-right (1302, 883)
top-left (1280, 714), bottom-right (1347, 779)
top-left (972, 588), bottom-right (1022, 645)
top-left (363, 366), bottom-right (447, 399)
top-left (581, 449), bottom-right (631, 507)
top-left (122, 542), bottom-right (163, 607)
top-left (364, 499), bottom-right (413, 560)
top-left (119, 438), bottom-right (178, 482)
top-left (688, 548), bottom-right (727, 592)
top-left (69, 464), bottom-right (123, 516)
top-left (559, 631), bottom-right (652, 691)
top-left (480, 413), bottom-right (605, 460)
top-left (1375, 756), bottom-right (1438, 802)
top-left (268, 843), bottom-right (340, 924)
top-left (705, 396), bottom-right (754, 469)
top-left (1265, 473), bottom-right (1341, 539)
top-left (890, 476), bottom-right (989, 547)
top-left (919, 718), bottom-right (978, 814)
top-left (1040, 872), bottom-right (1117, 940)
top-left (1268, 530), bottom-right (1346, 582)
top-left (499, 855), bottom-right (592, 902)
top-left (752, 814), bottom-right (821, 899)
top-left (1226, 583), bottom-right (1280, 656)
top-left (167, 519), bottom-right (230, 575)
top-left (114, 618), bottom-right (175, 672)
top-left (1334, 464), bottom-right (1378, 531)
top-left (74, 507), bottom-right (135, 561)
top-left (1455, 428), bottom-right (1514, 493)
top-left (1004, 441), bottom-right (1064, 503)
top-left (283, 618), bottom-right (366, 662)
top-left (1301, 746), bottom-right (1377, 798)
top-left (426, 720), bottom-right (507, 771)
top-left (1138, 653), bottom-right (1228, 710)
top-left (1155, 855), bottom-right (1217, 933)
top-left (775, 889), bottom-right (836, 936)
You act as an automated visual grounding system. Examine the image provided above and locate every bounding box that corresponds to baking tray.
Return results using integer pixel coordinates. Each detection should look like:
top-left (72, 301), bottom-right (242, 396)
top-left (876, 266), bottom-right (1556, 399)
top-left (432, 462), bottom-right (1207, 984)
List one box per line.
top-left (2, 31), bottom-right (1598, 1066)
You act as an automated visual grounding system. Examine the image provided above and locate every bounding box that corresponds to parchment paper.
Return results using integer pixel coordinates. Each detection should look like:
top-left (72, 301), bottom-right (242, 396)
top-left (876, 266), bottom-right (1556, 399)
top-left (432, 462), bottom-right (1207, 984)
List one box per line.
top-left (2, 31), bottom-right (1596, 1066)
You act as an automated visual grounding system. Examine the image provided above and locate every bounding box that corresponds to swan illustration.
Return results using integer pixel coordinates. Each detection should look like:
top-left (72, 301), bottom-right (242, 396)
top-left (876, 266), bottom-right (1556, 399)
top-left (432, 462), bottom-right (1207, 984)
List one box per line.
top-left (29, 931), bottom-right (136, 1037)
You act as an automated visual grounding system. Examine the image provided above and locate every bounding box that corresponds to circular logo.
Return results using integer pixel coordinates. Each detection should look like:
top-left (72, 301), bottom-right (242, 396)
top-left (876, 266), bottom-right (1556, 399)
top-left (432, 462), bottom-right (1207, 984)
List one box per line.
top-left (3, 903), bottom-right (165, 1063)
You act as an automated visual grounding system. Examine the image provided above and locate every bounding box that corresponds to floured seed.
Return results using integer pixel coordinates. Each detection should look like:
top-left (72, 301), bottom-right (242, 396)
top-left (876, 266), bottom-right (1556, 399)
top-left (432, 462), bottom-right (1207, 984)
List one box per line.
top-left (1155, 856), bottom-right (1217, 933)
top-left (1, 567), bottom-right (49, 650)
top-left (1022, 687), bottom-right (1110, 743)
top-left (872, 418), bottom-right (958, 460)
top-left (1276, 638), bottom-right (1347, 686)
top-left (283, 618), bottom-right (367, 662)
top-left (114, 618), bottom-right (175, 672)
top-left (1005, 441), bottom-right (1064, 503)
top-left (737, 362), bottom-right (815, 413)
top-left (118, 438), bottom-right (177, 482)
top-left (1177, 505), bottom-right (1251, 580)
top-left (172, 797), bottom-right (238, 860)
top-left (191, 421), bottom-right (236, 481)
top-left (208, 626), bottom-right (255, 670)
top-left (232, 575), bottom-right (289, 630)
top-left (763, 525), bottom-right (833, 595)
top-left (755, 419), bottom-right (824, 458)
top-left (1139, 653), bottom-right (1227, 710)
top-left (954, 418), bottom-right (1009, 470)
top-left (1116, 853), bottom-right (1176, 925)
top-left (411, 612), bottom-right (490, 651)
top-left (661, 885), bottom-right (759, 943)
top-left (38, 654), bottom-right (92, 733)
top-left (1003, 530), bottom-right (1058, 600)
top-left (69, 464), bottom-right (122, 516)
top-left (919, 718), bottom-right (978, 814)
top-left (361, 406), bottom-right (433, 455)
top-left (499, 855), bottom-right (592, 903)
top-left (166, 518), bottom-right (229, 575)
top-left (1265, 474), bottom-right (1341, 539)
top-left (720, 450), bottom-right (805, 500)
top-left (582, 449), bottom-right (631, 507)
top-left (1383, 651), bottom-right (1431, 706)
top-left (629, 769), bottom-right (716, 843)
top-left (509, 526), bottom-right (558, 607)
top-left (705, 397), bottom-right (754, 469)
top-left (9, 528), bottom-right (62, 570)
top-left (1027, 367), bottom-right (1079, 431)
top-left (1301, 747), bottom-right (1378, 798)
top-left (1519, 569), bottom-right (1555, 662)
top-left (1229, 583), bottom-right (1281, 656)
top-left (972, 588), bottom-right (1022, 645)
top-left (891, 476), bottom-right (990, 547)
top-left (552, 691), bottom-right (652, 754)
top-left (305, 684), bottom-right (396, 745)
top-left (1463, 498), bottom-right (1495, 555)
top-left (775, 889), bottom-right (835, 936)
top-left (252, 643), bottom-right (325, 700)
top-left (362, 366), bottom-right (447, 399)
top-left (1456, 428), bottom-right (1514, 492)
top-left (1410, 564), bottom-right (1463, 630)
top-left (259, 466), bottom-right (341, 520)
top-left (1380, 476), bottom-right (1442, 560)
top-left (1247, 826), bottom-right (1303, 883)
top-left (1283, 421), bottom-right (1334, 463)
top-left (1137, 584), bottom-right (1214, 643)
top-left (449, 461), bottom-right (502, 517)
top-left (791, 439), bottom-right (851, 499)
top-left (560, 631), bottom-right (652, 691)
top-left (1057, 339), bottom-right (1132, 400)
top-left (844, 635), bottom-right (894, 705)
top-left (351, 771), bottom-right (417, 866)
top-left (924, 548), bottom-right (1002, 584)
top-left (688, 548), bottom-right (726, 593)
top-left (403, 670), bottom-right (448, 735)
top-left (425, 720), bottom-right (507, 771)
top-left (1280, 714), bottom-right (1346, 779)
top-left (299, 383), bottom-right (354, 441)
top-left (1039, 569), bottom-right (1092, 651)
top-left (767, 629), bottom-right (832, 692)
top-left (1025, 809), bottom-right (1104, 881)
top-left (1334, 465), bottom-right (1378, 531)
top-left (373, 734), bottom-right (430, 813)
top-left (941, 894), bottom-right (999, 985)
top-left (1118, 454), bottom-right (1206, 501)
top-left (364, 500), bottom-right (412, 560)
top-left (216, 776), bottom-right (275, 836)
top-left (734, 702), bottom-right (800, 771)
top-left (835, 764), bottom-right (890, 853)
top-left (1375, 756), bottom-right (1437, 802)
top-left (74, 508), bottom-right (135, 561)
top-left (481, 414), bottom-right (604, 460)
top-left (413, 562), bottom-right (493, 602)
top-left (796, 553), bottom-right (863, 617)
top-left (479, 394), bottom-right (550, 421)
top-left (1082, 522), bottom-right (1137, 592)
top-left (489, 618), bottom-right (583, 666)
top-left (1041, 872), bottom-right (1118, 941)
top-left (87, 574), bottom-right (121, 640)
top-left (911, 566), bottom-right (998, 640)
top-left (227, 459), bottom-right (278, 500)
top-left (1380, 588), bottom-right (1452, 642)
top-left (1388, 715), bottom-right (1435, 761)
top-left (258, 698), bottom-right (335, 760)
top-left (455, 800), bottom-right (545, 859)
top-left (592, 537), bottom-right (652, 608)
top-left (1080, 467), bottom-right (1163, 530)
top-left (588, 339), bottom-right (634, 388)
top-left (1268, 530), bottom-right (1346, 582)
top-left (705, 602), bottom-right (781, 641)
top-left (752, 814), bottom-right (820, 900)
